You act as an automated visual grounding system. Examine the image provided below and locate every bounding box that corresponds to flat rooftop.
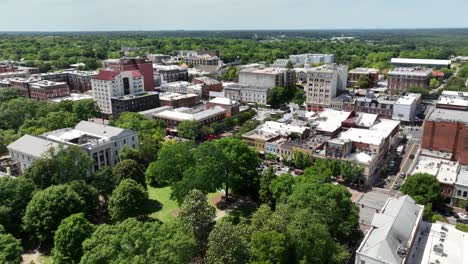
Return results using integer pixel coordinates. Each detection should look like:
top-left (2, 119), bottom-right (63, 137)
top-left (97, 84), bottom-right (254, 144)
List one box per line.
top-left (426, 108), bottom-right (468, 123)
top-left (391, 58), bottom-right (451, 66)
top-left (349, 67), bottom-right (379, 74)
top-left (388, 67), bottom-right (433, 77)
top-left (309, 109), bottom-right (352, 133)
top-left (355, 189), bottom-right (396, 231)
top-left (411, 156), bottom-right (459, 185)
top-left (49, 93), bottom-right (93, 102)
top-left (409, 222), bottom-right (468, 264)
top-left (159, 92), bottom-right (198, 101)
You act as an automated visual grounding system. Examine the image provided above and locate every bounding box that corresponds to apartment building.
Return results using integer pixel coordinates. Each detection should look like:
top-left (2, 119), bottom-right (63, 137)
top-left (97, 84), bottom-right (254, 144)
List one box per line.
top-left (28, 80), bottom-right (70, 101)
top-left (305, 64), bottom-right (348, 110)
top-left (8, 121), bottom-right (138, 173)
top-left (102, 58), bottom-right (154, 91)
top-left (159, 92), bottom-right (200, 108)
top-left (192, 76), bottom-right (223, 98)
top-left (348, 67), bottom-right (379, 88)
top-left (288, 54), bottom-right (334, 66)
top-left (239, 67), bottom-right (296, 89)
top-left (387, 67), bottom-right (432, 96)
top-left (92, 69), bottom-right (159, 116)
top-left (153, 65), bottom-right (188, 86)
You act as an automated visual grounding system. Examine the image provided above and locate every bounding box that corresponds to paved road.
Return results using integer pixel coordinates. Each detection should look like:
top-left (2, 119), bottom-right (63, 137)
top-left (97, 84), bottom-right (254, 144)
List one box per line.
top-left (385, 142), bottom-right (420, 191)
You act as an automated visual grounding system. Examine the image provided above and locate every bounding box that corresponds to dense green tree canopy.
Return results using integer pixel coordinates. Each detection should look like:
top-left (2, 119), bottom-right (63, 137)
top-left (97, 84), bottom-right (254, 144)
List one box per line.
top-left (0, 177), bottom-right (35, 234)
top-left (0, 227), bottom-right (22, 264)
top-left (80, 218), bottom-right (196, 264)
top-left (112, 159), bottom-right (146, 187)
top-left (108, 179), bottom-right (149, 221)
top-left (179, 190), bottom-right (216, 254)
top-left (22, 185), bottom-right (86, 243)
top-left (23, 145), bottom-right (93, 189)
top-left (206, 221), bottom-right (250, 264)
top-left (53, 213), bottom-right (95, 264)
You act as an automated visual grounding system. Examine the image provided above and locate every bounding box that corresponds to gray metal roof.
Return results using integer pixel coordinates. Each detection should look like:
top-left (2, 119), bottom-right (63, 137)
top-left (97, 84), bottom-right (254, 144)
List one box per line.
top-left (7, 135), bottom-right (61, 158)
top-left (357, 195), bottom-right (424, 264)
top-left (74, 121), bottom-right (136, 138)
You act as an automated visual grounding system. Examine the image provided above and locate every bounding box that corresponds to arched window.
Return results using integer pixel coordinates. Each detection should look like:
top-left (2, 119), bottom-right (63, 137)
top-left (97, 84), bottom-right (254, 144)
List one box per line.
top-left (458, 190), bottom-right (462, 196)
top-left (463, 191), bottom-right (468, 198)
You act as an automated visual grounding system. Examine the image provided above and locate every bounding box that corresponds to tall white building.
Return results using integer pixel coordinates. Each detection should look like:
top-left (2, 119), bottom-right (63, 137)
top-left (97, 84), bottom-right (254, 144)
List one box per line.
top-left (223, 83), bottom-right (271, 105)
top-left (289, 54), bottom-right (335, 66)
top-left (392, 93), bottom-right (421, 122)
top-left (305, 64), bottom-right (348, 109)
top-left (238, 67), bottom-right (296, 89)
top-left (92, 69), bottom-right (145, 115)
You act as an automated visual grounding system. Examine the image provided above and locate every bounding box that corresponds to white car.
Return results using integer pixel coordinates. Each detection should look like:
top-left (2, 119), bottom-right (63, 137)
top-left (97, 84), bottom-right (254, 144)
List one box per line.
top-left (458, 212), bottom-right (468, 220)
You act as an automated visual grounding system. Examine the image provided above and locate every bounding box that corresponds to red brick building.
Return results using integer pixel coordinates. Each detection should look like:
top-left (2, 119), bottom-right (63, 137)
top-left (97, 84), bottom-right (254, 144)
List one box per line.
top-left (29, 80), bottom-right (70, 101)
top-left (103, 58), bottom-right (154, 91)
top-left (387, 67), bottom-right (432, 96)
top-left (422, 108), bottom-right (468, 165)
top-left (348, 68), bottom-right (379, 88)
top-left (192, 76), bottom-right (223, 98)
top-left (206, 97), bottom-right (240, 117)
top-left (159, 93), bottom-right (200, 108)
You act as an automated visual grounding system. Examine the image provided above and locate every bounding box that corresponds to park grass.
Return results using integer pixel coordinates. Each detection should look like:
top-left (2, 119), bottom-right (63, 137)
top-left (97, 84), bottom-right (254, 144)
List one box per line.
top-left (148, 186), bottom-right (179, 222)
top-left (39, 254), bottom-right (53, 264)
top-left (148, 186), bottom-right (222, 222)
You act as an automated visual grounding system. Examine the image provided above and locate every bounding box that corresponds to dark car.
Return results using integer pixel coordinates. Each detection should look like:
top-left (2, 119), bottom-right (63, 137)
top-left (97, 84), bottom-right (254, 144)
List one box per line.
top-left (409, 154), bottom-right (415, 160)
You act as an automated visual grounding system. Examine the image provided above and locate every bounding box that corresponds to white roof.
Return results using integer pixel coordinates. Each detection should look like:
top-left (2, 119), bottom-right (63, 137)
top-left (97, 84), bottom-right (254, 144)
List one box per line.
top-left (260, 121), bottom-right (308, 136)
top-left (411, 156), bottom-right (459, 185)
top-left (310, 109), bottom-right (352, 133)
top-left (347, 152), bottom-right (374, 164)
top-left (7, 135), bottom-right (61, 158)
top-left (49, 93), bottom-right (93, 102)
top-left (356, 113), bottom-right (378, 128)
top-left (357, 195), bottom-right (424, 264)
top-left (349, 67), bottom-right (379, 74)
top-left (209, 97), bottom-right (238, 106)
top-left (395, 95), bottom-right (418, 106)
top-left (154, 106), bottom-right (226, 122)
top-left (388, 67), bottom-right (433, 77)
top-left (410, 222), bottom-right (468, 264)
top-left (391, 58), bottom-right (451, 66)
top-left (457, 166), bottom-right (468, 187)
top-left (74, 121), bottom-right (135, 139)
top-left (339, 128), bottom-right (385, 146)
top-left (159, 92), bottom-right (198, 101)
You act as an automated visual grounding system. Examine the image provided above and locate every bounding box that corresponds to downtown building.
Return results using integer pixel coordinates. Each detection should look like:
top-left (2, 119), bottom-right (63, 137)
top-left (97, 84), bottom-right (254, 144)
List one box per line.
top-left (7, 121), bottom-right (138, 174)
top-left (102, 58), bottom-right (154, 91)
top-left (305, 64), bottom-right (348, 110)
top-left (387, 67), bottom-right (432, 96)
top-left (239, 67), bottom-right (296, 89)
top-left (92, 69), bottom-right (160, 117)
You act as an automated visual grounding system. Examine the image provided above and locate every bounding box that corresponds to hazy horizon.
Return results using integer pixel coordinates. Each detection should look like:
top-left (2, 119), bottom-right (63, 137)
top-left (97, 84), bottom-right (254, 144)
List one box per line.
top-left (1, 0), bottom-right (468, 31)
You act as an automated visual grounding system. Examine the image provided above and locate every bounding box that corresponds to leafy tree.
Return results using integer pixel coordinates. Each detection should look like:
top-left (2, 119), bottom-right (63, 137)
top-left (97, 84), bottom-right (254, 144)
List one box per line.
top-left (0, 88), bottom-right (19, 104)
top-left (287, 178), bottom-right (359, 244)
top-left (292, 89), bottom-right (305, 106)
top-left (72, 99), bottom-right (99, 121)
top-left (145, 141), bottom-right (196, 186)
top-left (250, 230), bottom-right (287, 264)
top-left (401, 173), bottom-right (442, 220)
top-left (80, 219), bottom-right (196, 264)
top-left (213, 138), bottom-right (261, 199)
top-left (259, 166), bottom-right (276, 209)
top-left (112, 112), bottom-right (165, 142)
top-left (177, 120), bottom-right (201, 140)
top-left (119, 145), bottom-right (144, 164)
top-left (66, 181), bottom-right (99, 218)
top-left (0, 228), bottom-right (22, 264)
top-left (0, 177), bottom-right (35, 234)
top-left (0, 129), bottom-right (20, 154)
top-left (22, 185), bottom-right (85, 243)
top-left (23, 145), bottom-right (93, 189)
top-left (108, 179), bottom-right (148, 221)
top-left (268, 86), bottom-right (287, 109)
top-left (53, 213), bottom-right (95, 264)
top-left (357, 74), bottom-right (370, 88)
top-left (206, 221), bottom-right (249, 264)
top-left (429, 78), bottom-right (440, 89)
top-left (89, 166), bottom-right (117, 201)
top-left (293, 152), bottom-right (312, 170)
top-left (112, 159), bottom-right (146, 187)
top-left (0, 97), bottom-right (41, 130)
top-left (270, 173), bottom-right (295, 202)
top-left (287, 209), bottom-right (336, 263)
top-left (179, 190), bottom-right (216, 254)
top-left (172, 142), bottom-right (225, 203)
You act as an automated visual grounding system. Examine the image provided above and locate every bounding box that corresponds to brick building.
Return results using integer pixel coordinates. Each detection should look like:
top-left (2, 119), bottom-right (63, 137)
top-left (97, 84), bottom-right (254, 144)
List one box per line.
top-left (387, 67), bottom-right (432, 96)
top-left (103, 58), bottom-right (154, 91)
top-left (422, 108), bottom-right (468, 165)
top-left (206, 97), bottom-right (240, 117)
top-left (159, 93), bottom-right (200, 108)
top-left (29, 80), bottom-right (70, 101)
top-left (192, 76), bottom-right (223, 99)
top-left (348, 68), bottom-right (379, 88)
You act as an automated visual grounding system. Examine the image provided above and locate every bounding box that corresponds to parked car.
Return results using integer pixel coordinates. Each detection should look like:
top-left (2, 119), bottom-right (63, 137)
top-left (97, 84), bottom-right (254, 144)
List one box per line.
top-left (457, 212), bottom-right (468, 223)
top-left (399, 172), bottom-right (406, 179)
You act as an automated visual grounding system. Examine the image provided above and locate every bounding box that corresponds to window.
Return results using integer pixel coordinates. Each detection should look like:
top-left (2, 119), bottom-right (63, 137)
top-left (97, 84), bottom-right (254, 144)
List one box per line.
top-left (464, 191), bottom-right (468, 198)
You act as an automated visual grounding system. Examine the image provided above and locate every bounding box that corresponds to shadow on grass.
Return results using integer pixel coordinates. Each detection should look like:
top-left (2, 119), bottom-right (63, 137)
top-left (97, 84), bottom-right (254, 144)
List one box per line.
top-left (144, 199), bottom-right (163, 215)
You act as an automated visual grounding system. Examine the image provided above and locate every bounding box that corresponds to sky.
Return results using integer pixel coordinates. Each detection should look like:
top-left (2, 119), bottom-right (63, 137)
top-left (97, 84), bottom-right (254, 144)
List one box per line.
top-left (0, 0), bottom-right (467, 31)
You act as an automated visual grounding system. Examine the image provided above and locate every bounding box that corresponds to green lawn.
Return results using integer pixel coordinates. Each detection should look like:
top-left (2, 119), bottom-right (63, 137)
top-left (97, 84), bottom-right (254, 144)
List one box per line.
top-left (147, 186), bottom-right (222, 222)
top-left (147, 186), bottom-right (179, 222)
